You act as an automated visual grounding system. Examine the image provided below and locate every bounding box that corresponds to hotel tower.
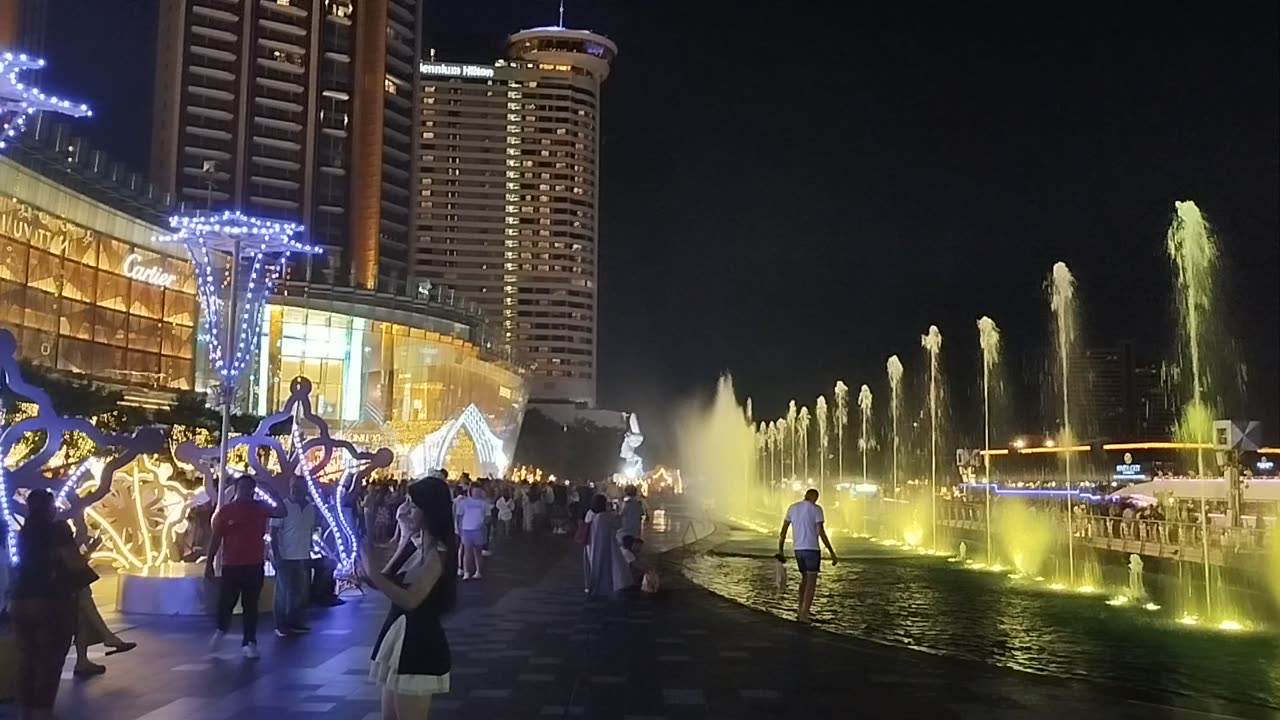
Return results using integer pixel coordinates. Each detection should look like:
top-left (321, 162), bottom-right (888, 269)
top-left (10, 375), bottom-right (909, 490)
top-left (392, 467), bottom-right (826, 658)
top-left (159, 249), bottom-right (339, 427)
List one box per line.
top-left (413, 26), bottom-right (616, 405)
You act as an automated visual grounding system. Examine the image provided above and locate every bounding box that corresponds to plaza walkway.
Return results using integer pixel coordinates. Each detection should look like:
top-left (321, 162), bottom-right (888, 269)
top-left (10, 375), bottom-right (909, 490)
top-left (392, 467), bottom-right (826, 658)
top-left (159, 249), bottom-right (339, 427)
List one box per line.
top-left (8, 511), bottom-right (1271, 720)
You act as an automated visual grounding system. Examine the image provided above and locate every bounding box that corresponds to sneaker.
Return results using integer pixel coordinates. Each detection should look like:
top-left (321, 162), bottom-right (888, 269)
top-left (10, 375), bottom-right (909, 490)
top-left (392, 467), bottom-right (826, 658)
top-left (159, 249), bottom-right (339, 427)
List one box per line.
top-left (471, 571), bottom-right (483, 580)
top-left (242, 643), bottom-right (261, 659)
top-left (208, 630), bottom-right (226, 653)
top-left (73, 661), bottom-right (106, 677)
top-left (274, 628), bottom-right (290, 638)
top-left (290, 624), bottom-right (312, 634)
top-left (462, 573), bottom-right (473, 581)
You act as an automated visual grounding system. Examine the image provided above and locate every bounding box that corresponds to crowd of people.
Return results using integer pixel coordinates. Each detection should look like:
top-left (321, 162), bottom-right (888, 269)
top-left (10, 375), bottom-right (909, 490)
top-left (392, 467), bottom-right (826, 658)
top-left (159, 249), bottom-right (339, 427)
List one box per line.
top-left (3, 469), bottom-right (661, 720)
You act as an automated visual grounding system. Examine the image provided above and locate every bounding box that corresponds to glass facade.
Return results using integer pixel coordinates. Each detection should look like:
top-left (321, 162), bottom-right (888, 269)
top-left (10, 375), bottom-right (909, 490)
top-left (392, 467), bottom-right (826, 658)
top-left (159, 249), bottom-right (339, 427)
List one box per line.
top-left (0, 180), bottom-right (198, 390)
top-left (251, 302), bottom-right (527, 475)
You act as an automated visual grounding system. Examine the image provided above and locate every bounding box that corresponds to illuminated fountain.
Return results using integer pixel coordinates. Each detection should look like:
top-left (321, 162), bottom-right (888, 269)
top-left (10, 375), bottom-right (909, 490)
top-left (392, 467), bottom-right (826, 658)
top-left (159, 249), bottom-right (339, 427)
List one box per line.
top-left (886, 356), bottom-right (903, 495)
top-left (1049, 262), bottom-right (1079, 585)
top-left (678, 375), bottom-right (756, 518)
top-left (994, 495), bottom-right (1054, 578)
top-left (1166, 200), bottom-right (1219, 619)
top-left (797, 404), bottom-right (811, 482)
top-left (815, 395), bottom-right (828, 498)
top-left (785, 400), bottom-right (798, 481)
top-left (857, 384), bottom-right (873, 534)
top-left (977, 317), bottom-right (1000, 564)
top-left (834, 381), bottom-right (849, 484)
top-left (921, 325), bottom-right (943, 551)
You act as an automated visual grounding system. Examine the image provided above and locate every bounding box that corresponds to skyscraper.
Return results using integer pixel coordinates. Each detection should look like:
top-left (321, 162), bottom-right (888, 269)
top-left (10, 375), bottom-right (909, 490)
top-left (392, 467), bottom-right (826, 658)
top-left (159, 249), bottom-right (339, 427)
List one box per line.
top-left (413, 27), bottom-right (616, 404)
top-left (0, 0), bottom-right (46, 53)
top-left (150, 0), bottom-right (420, 290)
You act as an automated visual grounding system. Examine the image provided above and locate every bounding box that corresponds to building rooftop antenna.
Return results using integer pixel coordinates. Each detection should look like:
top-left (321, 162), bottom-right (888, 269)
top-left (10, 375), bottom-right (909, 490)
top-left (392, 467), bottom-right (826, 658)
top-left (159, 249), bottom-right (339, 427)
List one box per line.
top-left (558, 0), bottom-right (565, 28)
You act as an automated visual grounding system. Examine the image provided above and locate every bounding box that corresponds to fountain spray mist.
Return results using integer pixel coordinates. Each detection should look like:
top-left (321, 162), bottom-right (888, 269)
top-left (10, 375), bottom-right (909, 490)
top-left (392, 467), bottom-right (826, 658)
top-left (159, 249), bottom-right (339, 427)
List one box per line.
top-left (887, 356), bottom-right (903, 495)
top-left (977, 316), bottom-right (1000, 564)
top-left (921, 325), bottom-right (943, 551)
top-left (1049, 262), bottom-right (1077, 586)
top-left (678, 375), bottom-right (756, 517)
top-left (1166, 200), bottom-right (1219, 617)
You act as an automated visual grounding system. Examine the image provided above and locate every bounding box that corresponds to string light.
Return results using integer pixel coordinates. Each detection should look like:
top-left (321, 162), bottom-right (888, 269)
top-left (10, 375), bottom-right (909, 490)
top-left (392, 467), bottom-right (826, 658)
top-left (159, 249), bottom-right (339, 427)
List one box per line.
top-left (54, 458), bottom-right (97, 508)
top-left (1, 462), bottom-right (16, 565)
top-left (290, 424), bottom-right (349, 567)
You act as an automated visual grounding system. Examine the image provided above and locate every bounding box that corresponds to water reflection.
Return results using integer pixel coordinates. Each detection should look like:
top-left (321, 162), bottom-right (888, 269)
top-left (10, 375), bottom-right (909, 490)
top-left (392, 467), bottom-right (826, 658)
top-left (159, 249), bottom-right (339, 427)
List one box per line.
top-left (683, 537), bottom-right (1280, 709)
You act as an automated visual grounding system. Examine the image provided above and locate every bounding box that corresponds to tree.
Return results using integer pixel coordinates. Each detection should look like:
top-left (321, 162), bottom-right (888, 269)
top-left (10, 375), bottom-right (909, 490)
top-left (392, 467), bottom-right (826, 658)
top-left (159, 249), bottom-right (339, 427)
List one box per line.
top-left (513, 409), bottom-right (625, 482)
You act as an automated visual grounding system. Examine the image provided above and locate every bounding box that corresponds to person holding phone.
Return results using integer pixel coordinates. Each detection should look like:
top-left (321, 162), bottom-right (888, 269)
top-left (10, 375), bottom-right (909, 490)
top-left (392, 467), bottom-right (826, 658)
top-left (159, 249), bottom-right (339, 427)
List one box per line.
top-left (361, 478), bottom-right (456, 719)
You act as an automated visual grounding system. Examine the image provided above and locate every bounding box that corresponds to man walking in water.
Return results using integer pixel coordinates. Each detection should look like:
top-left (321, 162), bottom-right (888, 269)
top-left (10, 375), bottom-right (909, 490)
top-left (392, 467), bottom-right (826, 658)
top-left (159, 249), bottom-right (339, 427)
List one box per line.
top-left (778, 489), bottom-right (837, 623)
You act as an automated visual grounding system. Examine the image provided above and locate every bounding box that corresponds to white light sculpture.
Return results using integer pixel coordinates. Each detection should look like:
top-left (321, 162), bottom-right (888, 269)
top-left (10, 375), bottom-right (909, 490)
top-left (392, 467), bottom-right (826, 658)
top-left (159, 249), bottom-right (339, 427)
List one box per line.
top-left (620, 412), bottom-right (644, 479)
top-left (0, 51), bottom-right (91, 149)
top-left (407, 404), bottom-right (510, 478)
top-left (0, 329), bottom-right (162, 564)
top-left (159, 211), bottom-right (319, 503)
top-left (174, 376), bottom-right (391, 574)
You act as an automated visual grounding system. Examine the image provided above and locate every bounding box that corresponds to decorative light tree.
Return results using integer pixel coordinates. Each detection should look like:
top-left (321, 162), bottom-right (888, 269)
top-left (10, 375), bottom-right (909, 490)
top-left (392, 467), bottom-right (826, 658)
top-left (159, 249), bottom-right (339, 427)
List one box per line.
top-left (0, 51), bottom-right (91, 149)
top-left (159, 211), bottom-right (320, 505)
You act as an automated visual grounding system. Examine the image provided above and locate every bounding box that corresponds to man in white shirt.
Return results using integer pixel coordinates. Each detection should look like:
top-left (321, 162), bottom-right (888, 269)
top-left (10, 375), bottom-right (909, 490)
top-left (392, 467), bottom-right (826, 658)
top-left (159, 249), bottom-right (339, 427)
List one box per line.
top-left (270, 476), bottom-right (318, 636)
top-left (778, 489), bottom-right (837, 623)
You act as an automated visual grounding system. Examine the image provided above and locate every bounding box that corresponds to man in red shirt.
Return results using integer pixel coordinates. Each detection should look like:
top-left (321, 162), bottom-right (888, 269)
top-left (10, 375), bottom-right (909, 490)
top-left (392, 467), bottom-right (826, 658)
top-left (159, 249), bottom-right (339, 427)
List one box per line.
top-left (206, 474), bottom-right (287, 658)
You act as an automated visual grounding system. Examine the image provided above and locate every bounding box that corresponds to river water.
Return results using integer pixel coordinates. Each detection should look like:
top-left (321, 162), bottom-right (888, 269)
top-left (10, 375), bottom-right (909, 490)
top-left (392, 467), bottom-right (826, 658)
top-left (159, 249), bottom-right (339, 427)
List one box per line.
top-left (680, 527), bottom-right (1280, 710)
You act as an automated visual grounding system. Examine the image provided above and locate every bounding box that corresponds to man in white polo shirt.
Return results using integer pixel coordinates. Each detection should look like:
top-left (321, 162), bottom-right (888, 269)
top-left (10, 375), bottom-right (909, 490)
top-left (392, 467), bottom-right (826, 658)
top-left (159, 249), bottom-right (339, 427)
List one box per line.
top-left (778, 488), bottom-right (837, 623)
top-left (270, 475), bottom-right (317, 636)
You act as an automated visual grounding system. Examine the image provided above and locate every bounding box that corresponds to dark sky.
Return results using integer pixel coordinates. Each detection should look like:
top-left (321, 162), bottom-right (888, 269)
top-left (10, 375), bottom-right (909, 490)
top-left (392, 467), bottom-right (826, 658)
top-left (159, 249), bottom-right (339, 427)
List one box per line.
top-left (39, 1), bottom-right (1280, 459)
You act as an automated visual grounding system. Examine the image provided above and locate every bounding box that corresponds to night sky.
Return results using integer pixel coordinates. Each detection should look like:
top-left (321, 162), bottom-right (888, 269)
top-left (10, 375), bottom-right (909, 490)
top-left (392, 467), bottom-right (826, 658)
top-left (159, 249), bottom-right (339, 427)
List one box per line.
top-left (39, 1), bottom-right (1279, 461)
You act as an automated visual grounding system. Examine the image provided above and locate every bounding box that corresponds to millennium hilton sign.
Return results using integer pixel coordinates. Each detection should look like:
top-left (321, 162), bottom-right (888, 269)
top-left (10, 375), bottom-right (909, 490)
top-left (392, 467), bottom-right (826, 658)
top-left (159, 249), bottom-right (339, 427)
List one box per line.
top-left (419, 62), bottom-right (495, 79)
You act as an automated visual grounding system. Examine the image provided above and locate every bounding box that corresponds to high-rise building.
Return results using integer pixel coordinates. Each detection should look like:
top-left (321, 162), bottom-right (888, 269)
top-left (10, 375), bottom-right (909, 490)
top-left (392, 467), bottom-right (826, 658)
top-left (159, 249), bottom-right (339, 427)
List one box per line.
top-left (0, 0), bottom-right (44, 54)
top-left (150, 0), bottom-right (420, 290)
top-left (1074, 344), bottom-right (1136, 441)
top-left (413, 27), bottom-right (616, 405)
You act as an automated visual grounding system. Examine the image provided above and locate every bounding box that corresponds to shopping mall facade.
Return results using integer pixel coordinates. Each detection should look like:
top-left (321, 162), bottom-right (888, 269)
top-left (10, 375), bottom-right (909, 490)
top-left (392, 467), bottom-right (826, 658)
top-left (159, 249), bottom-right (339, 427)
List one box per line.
top-left (0, 154), bottom-right (527, 475)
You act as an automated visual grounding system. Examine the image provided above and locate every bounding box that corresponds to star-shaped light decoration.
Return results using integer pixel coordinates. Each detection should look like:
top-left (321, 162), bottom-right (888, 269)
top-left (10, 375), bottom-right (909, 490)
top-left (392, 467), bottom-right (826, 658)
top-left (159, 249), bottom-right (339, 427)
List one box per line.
top-left (0, 51), bottom-right (91, 150)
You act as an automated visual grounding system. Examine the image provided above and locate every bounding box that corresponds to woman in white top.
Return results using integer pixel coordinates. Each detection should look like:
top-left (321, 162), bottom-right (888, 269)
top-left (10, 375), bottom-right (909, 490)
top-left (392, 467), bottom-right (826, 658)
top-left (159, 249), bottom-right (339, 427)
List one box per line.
top-left (495, 491), bottom-right (515, 537)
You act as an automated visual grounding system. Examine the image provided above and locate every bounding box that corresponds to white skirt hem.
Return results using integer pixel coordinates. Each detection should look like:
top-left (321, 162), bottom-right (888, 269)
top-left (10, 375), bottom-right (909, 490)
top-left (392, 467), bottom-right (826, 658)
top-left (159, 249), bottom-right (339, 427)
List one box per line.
top-left (368, 615), bottom-right (451, 696)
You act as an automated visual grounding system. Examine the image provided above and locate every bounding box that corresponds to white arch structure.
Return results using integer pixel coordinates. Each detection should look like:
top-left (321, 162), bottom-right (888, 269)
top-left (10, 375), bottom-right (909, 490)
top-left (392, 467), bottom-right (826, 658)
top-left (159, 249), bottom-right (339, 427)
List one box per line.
top-left (408, 404), bottom-right (510, 477)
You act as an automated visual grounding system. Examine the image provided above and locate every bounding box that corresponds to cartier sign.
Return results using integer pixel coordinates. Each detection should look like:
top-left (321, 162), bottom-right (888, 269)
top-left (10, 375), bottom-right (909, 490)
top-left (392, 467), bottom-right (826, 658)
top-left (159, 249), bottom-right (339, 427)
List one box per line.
top-left (123, 253), bottom-right (177, 288)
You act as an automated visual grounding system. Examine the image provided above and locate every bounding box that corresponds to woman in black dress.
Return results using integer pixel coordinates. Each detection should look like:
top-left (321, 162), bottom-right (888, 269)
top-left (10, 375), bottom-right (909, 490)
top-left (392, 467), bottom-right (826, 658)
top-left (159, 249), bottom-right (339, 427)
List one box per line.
top-left (362, 477), bottom-right (457, 719)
